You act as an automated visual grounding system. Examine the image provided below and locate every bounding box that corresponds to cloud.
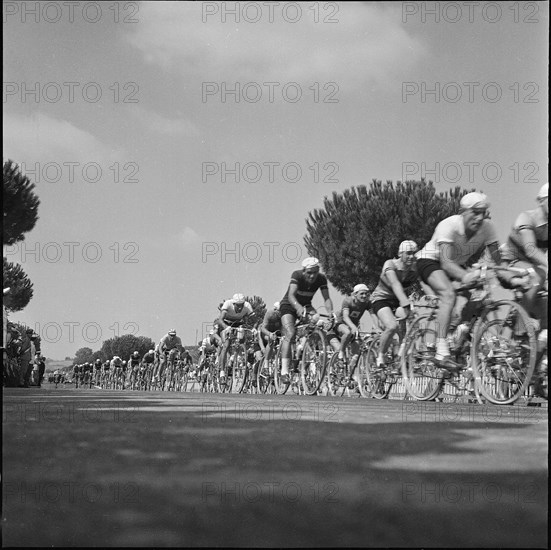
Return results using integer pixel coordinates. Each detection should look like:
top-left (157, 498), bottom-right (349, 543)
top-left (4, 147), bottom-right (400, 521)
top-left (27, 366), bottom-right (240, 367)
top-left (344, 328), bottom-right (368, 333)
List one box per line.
top-left (3, 113), bottom-right (123, 165)
top-left (180, 226), bottom-right (201, 249)
top-left (124, 3), bottom-right (427, 90)
top-left (129, 105), bottom-right (198, 137)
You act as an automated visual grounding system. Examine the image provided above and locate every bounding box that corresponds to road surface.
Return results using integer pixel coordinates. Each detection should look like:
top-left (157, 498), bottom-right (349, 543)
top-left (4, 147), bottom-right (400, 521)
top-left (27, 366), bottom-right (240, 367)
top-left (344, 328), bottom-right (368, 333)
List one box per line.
top-left (2, 386), bottom-right (547, 547)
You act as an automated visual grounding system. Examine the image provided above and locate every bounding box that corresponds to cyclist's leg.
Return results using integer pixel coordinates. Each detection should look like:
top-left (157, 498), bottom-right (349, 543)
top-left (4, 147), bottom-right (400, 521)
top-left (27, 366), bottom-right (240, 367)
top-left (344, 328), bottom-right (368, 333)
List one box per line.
top-left (334, 323), bottom-right (350, 358)
top-left (376, 306), bottom-right (398, 366)
top-left (280, 313), bottom-right (297, 377)
top-left (517, 261), bottom-right (547, 330)
top-left (424, 269), bottom-right (456, 360)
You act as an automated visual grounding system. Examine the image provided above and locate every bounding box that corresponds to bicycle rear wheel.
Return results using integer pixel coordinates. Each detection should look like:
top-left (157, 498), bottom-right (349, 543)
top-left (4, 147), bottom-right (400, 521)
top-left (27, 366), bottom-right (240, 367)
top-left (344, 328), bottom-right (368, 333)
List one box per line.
top-left (231, 343), bottom-right (249, 393)
top-left (401, 315), bottom-right (443, 401)
top-left (472, 300), bottom-right (537, 405)
top-left (301, 329), bottom-right (328, 396)
top-left (257, 353), bottom-right (274, 394)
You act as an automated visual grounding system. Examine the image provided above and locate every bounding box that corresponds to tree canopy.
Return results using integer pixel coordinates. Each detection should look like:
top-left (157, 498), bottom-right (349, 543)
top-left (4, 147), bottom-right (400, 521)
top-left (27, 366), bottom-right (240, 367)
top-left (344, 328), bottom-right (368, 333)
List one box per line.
top-left (3, 258), bottom-right (34, 312)
top-left (73, 347), bottom-right (94, 365)
top-left (3, 160), bottom-right (40, 246)
top-left (304, 180), bottom-right (470, 293)
top-left (244, 295), bottom-right (267, 329)
top-left (99, 334), bottom-right (156, 361)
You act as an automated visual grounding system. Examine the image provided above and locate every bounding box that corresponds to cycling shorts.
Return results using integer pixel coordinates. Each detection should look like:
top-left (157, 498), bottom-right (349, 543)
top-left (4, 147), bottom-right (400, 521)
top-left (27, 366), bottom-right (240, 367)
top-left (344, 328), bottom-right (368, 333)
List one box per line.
top-left (416, 259), bottom-right (443, 284)
top-left (372, 299), bottom-right (400, 315)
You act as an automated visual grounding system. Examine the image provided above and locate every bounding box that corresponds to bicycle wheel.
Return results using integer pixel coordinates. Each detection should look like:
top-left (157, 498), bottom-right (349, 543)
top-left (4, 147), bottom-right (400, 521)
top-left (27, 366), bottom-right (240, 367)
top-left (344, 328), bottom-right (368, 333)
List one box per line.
top-left (181, 368), bottom-right (189, 392)
top-left (273, 345), bottom-right (290, 395)
top-left (401, 315), bottom-right (443, 401)
top-left (300, 329), bottom-right (328, 395)
top-left (231, 343), bottom-right (249, 394)
top-left (216, 344), bottom-right (231, 393)
top-left (472, 300), bottom-right (537, 405)
top-left (365, 339), bottom-right (391, 399)
top-left (357, 344), bottom-right (374, 398)
top-left (256, 349), bottom-right (276, 394)
top-left (327, 353), bottom-right (346, 397)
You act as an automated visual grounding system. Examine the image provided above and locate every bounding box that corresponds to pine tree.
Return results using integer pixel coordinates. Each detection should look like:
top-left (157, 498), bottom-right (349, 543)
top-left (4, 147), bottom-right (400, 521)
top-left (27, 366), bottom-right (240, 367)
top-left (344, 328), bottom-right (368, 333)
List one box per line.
top-left (3, 160), bottom-right (40, 246)
top-left (244, 295), bottom-right (267, 329)
top-left (304, 180), bottom-right (471, 293)
top-left (3, 257), bottom-right (34, 312)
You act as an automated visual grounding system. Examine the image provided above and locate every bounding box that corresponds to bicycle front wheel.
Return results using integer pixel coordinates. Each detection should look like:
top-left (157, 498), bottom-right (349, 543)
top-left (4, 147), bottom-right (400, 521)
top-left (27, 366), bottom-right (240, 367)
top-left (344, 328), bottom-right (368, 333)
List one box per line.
top-left (301, 329), bottom-right (328, 396)
top-left (231, 344), bottom-right (249, 394)
top-left (401, 315), bottom-right (443, 401)
top-left (257, 353), bottom-right (274, 394)
top-left (326, 353), bottom-right (346, 397)
top-left (273, 346), bottom-right (289, 395)
top-left (365, 339), bottom-right (391, 399)
top-left (472, 300), bottom-right (537, 405)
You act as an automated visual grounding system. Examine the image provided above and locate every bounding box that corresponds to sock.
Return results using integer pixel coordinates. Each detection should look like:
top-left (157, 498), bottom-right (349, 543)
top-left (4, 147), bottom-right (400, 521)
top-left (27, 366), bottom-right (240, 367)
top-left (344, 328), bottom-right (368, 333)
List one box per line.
top-left (281, 358), bottom-right (290, 375)
top-left (436, 338), bottom-right (450, 359)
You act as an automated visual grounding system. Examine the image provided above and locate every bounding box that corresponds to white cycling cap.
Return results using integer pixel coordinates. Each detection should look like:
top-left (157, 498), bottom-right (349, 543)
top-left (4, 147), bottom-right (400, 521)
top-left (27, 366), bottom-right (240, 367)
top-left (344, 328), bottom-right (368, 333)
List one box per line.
top-left (353, 284), bottom-right (369, 294)
top-left (398, 240), bottom-right (418, 254)
top-left (273, 302), bottom-right (280, 310)
top-left (460, 192), bottom-right (490, 210)
top-left (302, 257), bottom-right (320, 269)
top-left (537, 183), bottom-right (548, 200)
top-left (232, 293), bottom-right (245, 304)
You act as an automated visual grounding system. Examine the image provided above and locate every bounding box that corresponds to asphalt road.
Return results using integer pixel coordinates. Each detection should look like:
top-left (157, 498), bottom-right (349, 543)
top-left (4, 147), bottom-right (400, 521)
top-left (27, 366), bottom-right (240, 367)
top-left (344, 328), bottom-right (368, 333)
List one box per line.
top-left (2, 386), bottom-right (548, 547)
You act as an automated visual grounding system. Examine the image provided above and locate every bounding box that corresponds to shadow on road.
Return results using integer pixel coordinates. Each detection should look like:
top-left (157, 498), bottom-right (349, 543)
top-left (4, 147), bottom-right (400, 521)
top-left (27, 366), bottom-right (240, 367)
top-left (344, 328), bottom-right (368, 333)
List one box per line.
top-left (2, 389), bottom-right (547, 547)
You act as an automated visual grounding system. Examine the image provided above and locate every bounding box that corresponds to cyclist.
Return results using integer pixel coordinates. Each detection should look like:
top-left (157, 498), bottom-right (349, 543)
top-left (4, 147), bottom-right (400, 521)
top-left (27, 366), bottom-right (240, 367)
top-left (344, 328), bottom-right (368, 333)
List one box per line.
top-left (110, 356), bottom-right (123, 386)
top-left (128, 351), bottom-right (141, 387)
top-left (371, 241), bottom-right (421, 369)
top-left (198, 331), bottom-right (219, 385)
top-left (258, 302), bottom-right (282, 358)
top-left (279, 257), bottom-right (333, 384)
top-left (154, 330), bottom-right (183, 381)
top-left (142, 349), bottom-right (156, 365)
top-left (93, 358), bottom-right (103, 385)
top-left (72, 363), bottom-right (81, 388)
top-left (216, 294), bottom-right (254, 384)
top-left (416, 192), bottom-right (525, 370)
top-left (501, 182), bottom-right (548, 330)
top-left (101, 359), bottom-right (110, 386)
top-left (332, 284), bottom-right (373, 369)
top-left (250, 302), bottom-right (283, 385)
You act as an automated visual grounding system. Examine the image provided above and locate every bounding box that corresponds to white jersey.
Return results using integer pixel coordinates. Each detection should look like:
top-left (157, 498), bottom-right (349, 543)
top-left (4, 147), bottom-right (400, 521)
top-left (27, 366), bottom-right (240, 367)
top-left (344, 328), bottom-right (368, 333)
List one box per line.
top-left (417, 215), bottom-right (498, 266)
top-left (221, 300), bottom-right (253, 322)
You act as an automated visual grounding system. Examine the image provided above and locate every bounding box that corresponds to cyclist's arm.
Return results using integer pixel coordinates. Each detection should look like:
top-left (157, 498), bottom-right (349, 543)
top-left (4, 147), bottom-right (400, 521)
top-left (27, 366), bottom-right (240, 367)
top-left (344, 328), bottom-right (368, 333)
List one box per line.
top-left (218, 310), bottom-right (230, 330)
top-left (287, 283), bottom-right (303, 316)
top-left (383, 269), bottom-right (411, 307)
top-left (439, 242), bottom-right (470, 282)
top-left (320, 287), bottom-right (333, 315)
top-left (260, 315), bottom-right (272, 338)
top-left (518, 225), bottom-right (548, 269)
top-left (158, 337), bottom-right (167, 353)
top-left (342, 308), bottom-right (358, 333)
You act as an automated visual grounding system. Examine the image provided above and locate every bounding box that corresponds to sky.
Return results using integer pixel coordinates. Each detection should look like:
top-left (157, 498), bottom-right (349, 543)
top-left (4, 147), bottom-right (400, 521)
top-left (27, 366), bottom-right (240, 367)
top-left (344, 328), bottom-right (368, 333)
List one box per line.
top-left (3, 1), bottom-right (548, 359)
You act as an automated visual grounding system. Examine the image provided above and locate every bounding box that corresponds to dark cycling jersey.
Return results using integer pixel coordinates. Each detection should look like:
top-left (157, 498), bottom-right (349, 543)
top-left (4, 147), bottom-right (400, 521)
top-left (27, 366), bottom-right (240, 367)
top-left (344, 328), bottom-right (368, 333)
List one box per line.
top-left (371, 259), bottom-right (418, 302)
top-left (502, 208), bottom-right (548, 262)
top-left (336, 296), bottom-right (372, 326)
top-left (280, 270), bottom-right (328, 308)
top-left (262, 310), bottom-right (282, 333)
